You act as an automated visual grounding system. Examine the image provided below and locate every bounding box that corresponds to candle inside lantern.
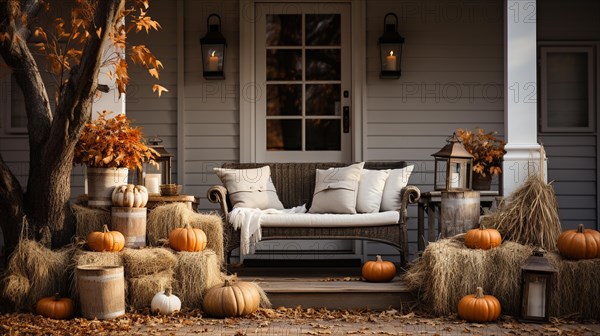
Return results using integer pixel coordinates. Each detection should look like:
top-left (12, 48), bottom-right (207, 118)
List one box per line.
top-left (145, 173), bottom-right (161, 195)
top-left (385, 51), bottom-right (397, 71)
top-left (527, 279), bottom-right (546, 317)
top-left (207, 50), bottom-right (219, 71)
top-left (451, 172), bottom-right (460, 188)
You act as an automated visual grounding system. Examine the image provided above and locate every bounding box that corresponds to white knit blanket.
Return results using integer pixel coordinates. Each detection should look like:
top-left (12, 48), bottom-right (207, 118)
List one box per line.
top-left (228, 205), bottom-right (307, 255)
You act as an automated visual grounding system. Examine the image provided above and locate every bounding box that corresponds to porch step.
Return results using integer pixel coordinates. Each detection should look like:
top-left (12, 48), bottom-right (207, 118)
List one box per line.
top-left (232, 267), bottom-right (415, 310)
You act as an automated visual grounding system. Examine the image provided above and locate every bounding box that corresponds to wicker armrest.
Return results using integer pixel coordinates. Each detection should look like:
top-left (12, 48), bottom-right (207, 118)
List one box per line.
top-left (399, 185), bottom-right (421, 224)
top-left (207, 185), bottom-right (229, 218)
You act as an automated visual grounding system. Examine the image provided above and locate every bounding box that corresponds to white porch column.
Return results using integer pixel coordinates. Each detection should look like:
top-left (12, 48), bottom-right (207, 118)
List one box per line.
top-left (502, 0), bottom-right (546, 197)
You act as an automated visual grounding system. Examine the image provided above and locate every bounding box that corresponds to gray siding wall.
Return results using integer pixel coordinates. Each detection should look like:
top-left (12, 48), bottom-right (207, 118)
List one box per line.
top-left (365, 0), bottom-right (504, 258)
top-left (538, 0), bottom-right (600, 230)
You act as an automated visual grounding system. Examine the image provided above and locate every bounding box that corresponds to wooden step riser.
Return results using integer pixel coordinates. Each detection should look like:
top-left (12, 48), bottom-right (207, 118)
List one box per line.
top-left (266, 291), bottom-right (415, 310)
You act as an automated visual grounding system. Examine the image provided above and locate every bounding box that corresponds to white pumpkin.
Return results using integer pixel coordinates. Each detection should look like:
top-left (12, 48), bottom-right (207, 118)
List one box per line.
top-left (112, 184), bottom-right (148, 208)
top-left (151, 288), bottom-right (181, 315)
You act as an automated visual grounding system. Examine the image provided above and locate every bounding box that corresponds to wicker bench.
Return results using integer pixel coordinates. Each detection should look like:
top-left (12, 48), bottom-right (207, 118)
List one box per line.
top-left (207, 162), bottom-right (421, 266)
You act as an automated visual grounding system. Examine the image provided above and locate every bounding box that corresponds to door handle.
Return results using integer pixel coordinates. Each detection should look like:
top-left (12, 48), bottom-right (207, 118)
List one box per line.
top-left (343, 106), bottom-right (350, 133)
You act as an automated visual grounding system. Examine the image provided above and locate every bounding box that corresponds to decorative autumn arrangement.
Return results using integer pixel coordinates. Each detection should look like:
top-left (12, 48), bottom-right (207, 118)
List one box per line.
top-left (151, 288), bottom-right (181, 315)
top-left (74, 111), bottom-right (159, 170)
top-left (455, 128), bottom-right (506, 179)
top-left (557, 224), bottom-right (600, 260)
top-left (202, 278), bottom-right (261, 318)
top-left (361, 255), bottom-right (396, 282)
top-left (112, 184), bottom-right (149, 208)
top-left (169, 223), bottom-right (207, 252)
top-left (457, 287), bottom-right (501, 322)
top-left (36, 293), bottom-right (75, 320)
top-left (464, 226), bottom-right (502, 250)
top-left (87, 224), bottom-right (125, 252)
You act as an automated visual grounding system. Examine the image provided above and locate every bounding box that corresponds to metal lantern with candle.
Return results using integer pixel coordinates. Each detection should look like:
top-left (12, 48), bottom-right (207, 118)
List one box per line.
top-left (378, 13), bottom-right (405, 79)
top-left (200, 13), bottom-right (226, 80)
top-left (138, 136), bottom-right (173, 195)
top-left (432, 133), bottom-right (474, 191)
top-left (520, 248), bottom-right (557, 322)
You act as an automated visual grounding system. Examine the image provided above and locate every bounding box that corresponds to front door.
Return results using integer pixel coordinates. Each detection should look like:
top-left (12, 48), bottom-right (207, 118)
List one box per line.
top-left (255, 3), bottom-right (352, 162)
top-left (242, 2), bottom-right (358, 263)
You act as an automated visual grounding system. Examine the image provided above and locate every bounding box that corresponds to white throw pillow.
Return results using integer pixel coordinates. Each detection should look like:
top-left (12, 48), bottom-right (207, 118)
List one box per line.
top-left (308, 162), bottom-right (365, 214)
top-left (356, 169), bottom-right (389, 213)
top-left (380, 165), bottom-right (415, 211)
top-left (214, 166), bottom-right (284, 210)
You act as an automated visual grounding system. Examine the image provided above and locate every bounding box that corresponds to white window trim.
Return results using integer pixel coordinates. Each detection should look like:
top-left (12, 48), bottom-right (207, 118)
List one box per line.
top-left (539, 42), bottom-right (597, 133)
top-left (239, 0), bottom-right (366, 163)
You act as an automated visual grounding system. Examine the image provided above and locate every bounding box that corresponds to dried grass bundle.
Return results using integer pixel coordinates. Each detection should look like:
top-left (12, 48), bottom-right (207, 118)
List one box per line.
top-left (1, 240), bottom-right (75, 311)
top-left (147, 203), bottom-right (225, 261)
top-left (128, 270), bottom-right (173, 310)
top-left (173, 249), bottom-right (224, 308)
top-left (72, 204), bottom-right (111, 239)
top-left (403, 237), bottom-right (533, 315)
top-left (122, 248), bottom-right (177, 278)
top-left (487, 175), bottom-right (561, 252)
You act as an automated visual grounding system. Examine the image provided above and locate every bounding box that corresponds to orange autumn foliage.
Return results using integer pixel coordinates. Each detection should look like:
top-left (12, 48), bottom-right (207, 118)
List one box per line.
top-left (456, 128), bottom-right (506, 177)
top-left (31, 0), bottom-right (165, 99)
top-left (74, 111), bottom-right (158, 170)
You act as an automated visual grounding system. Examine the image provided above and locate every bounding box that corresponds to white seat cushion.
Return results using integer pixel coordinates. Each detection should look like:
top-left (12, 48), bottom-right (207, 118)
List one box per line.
top-left (261, 211), bottom-right (400, 228)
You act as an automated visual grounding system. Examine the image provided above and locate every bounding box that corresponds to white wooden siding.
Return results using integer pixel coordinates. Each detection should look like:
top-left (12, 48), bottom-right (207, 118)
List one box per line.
top-left (538, 0), bottom-right (600, 231)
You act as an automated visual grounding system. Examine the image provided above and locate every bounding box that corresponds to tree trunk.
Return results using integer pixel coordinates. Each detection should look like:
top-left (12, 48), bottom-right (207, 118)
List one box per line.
top-left (0, 155), bottom-right (25, 264)
top-left (0, 0), bottom-right (125, 249)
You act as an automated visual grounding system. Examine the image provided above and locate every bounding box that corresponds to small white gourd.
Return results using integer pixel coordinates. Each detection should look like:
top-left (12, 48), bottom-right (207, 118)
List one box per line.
top-left (151, 287), bottom-right (181, 315)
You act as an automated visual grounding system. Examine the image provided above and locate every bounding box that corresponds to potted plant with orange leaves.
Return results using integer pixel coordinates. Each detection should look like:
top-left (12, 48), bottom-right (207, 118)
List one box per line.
top-left (74, 111), bottom-right (158, 208)
top-left (456, 128), bottom-right (506, 190)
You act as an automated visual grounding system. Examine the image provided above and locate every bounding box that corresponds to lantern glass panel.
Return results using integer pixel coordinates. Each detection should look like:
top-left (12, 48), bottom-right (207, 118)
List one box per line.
top-left (449, 158), bottom-right (471, 190)
top-left (435, 158), bottom-right (449, 191)
top-left (380, 43), bottom-right (401, 72)
top-left (202, 44), bottom-right (224, 72)
top-left (524, 275), bottom-right (547, 318)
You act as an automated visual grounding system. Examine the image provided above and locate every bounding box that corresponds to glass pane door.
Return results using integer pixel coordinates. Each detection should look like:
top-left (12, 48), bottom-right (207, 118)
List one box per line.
top-left (256, 3), bottom-right (351, 162)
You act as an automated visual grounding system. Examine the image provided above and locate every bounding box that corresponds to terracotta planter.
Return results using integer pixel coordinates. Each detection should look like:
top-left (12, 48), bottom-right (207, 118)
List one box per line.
top-left (87, 167), bottom-right (128, 209)
top-left (472, 173), bottom-right (492, 191)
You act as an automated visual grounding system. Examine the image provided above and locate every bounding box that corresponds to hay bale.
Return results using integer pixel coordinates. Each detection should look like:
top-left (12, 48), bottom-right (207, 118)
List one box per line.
top-left (1, 240), bottom-right (75, 311)
top-left (128, 270), bottom-right (173, 310)
top-left (403, 237), bottom-right (533, 316)
top-left (122, 247), bottom-right (177, 278)
top-left (550, 257), bottom-right (600, 319)
top-left (487, 175), bottom-right (562, 252)
top-left (72, 204), bottom-right (111, 239)
top-left (147, 203), bottom-right (225, 261)
top-left (173, 249), bottom-right (224, 308)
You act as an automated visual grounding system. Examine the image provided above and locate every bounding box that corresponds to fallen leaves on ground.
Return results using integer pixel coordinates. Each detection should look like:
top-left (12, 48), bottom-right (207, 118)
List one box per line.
top-left (0, 307), bottom-right (598, 335)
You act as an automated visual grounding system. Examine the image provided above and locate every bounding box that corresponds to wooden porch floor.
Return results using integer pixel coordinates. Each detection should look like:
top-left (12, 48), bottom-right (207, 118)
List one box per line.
top-left (231, 266), bottom-right (415, 310)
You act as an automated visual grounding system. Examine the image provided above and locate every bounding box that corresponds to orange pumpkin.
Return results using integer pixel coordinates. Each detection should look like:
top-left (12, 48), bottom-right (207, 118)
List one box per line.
top-left (202, 279), bottom-right (261, 318)
top-left (87, 224), bottom-right (125, 252)
top-left (464, 227), bottom-right (502, 250)
top-left (169, 223), bottom-right (207, 252)
top-left (458, 287), bottom-right (501, 322)
top-left (361, 255), bottom-right (396, 282)
top-left (558, 224), bottom-right (600, 260)
top-left (36, 293), bottom-right (75, 320)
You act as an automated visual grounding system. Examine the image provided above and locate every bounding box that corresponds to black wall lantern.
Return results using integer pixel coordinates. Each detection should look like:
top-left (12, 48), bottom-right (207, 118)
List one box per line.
top-left (379, 13), bottom-right (405, 79)
top-left (200, 14), bottom-right (226, 80)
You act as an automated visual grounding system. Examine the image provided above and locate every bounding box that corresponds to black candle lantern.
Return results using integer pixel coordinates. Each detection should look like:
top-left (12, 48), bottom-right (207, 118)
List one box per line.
top-left (432, 133), bottom-right (474, 191)
top-left (200, 14), bottom-right (226, 80)
top-left (520, 248), bottom-right (557, 322)
top-left (378, 13), bottom-right (405, 79)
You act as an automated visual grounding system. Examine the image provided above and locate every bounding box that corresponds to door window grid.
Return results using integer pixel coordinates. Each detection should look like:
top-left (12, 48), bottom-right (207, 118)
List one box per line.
top-left (265, 13), bottom-right (342, 151)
